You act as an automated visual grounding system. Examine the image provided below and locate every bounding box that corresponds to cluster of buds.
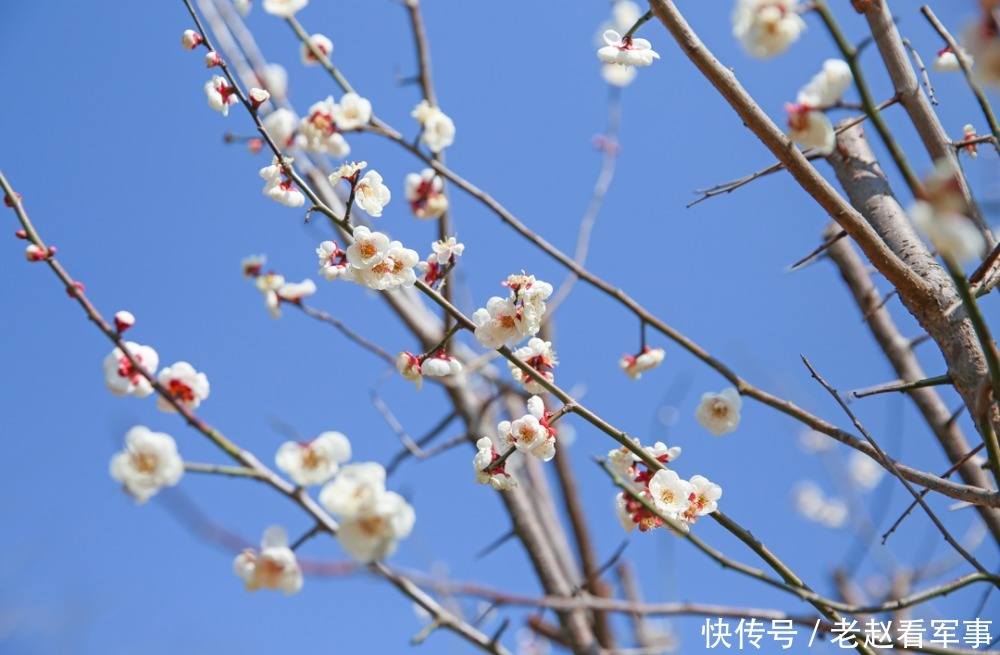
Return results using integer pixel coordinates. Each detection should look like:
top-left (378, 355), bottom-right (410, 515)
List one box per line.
top-left (396, 349), bottom-right (463, 391)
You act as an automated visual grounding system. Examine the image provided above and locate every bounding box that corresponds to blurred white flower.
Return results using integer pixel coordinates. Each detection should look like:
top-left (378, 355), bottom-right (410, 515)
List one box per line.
top-left (787, 104), bottom-right (835, 155)
top-left (103, 341), bottom-right (159, 398)
top-left (109, 426), bottom-right (183, 502)
top-left (331, 92), bottom-right (372, 131)
top-left (412, 101), bottom-right (455, 153)
top-left (263, 108), bottom-right (298, 149)
top-left (337, 490), bottom-right (415, 563)
top-left (932, 46), bottom-right (973, 72)
top-left (910, 158), bottom-right (985, 262)
top-left (405, 169), bottom-right (448, 219)
top-left (797, 59), bottom-right (853, 107)
top-left (963, 17), bottom-right (1000, 88)
top-left (298, 97), bottom-right (350, 157)
top-left (732, 0), bottom-right (805, 58)
top-left (620, 346), bottom-right (665, 379)
top-left (301, 33), bottom-right (332, 65)
top-left (275, 431), bottom-right (351, 487)
top-left (233, 526), bottom-right (303, 594)
top-left (396, 351), bottom-right (423, 391)
top-left (695, 388), bottom-right (742, 436)
top-left (262, 0), bottom-right (307, 17)
top-left (319, 462), bottom-right (387, 516)
top-left (849, 451), bottom-right (885, 491)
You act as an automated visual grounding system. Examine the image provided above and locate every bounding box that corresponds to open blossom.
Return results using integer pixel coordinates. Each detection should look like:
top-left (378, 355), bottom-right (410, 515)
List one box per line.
top-left (256, 271), bottom-right (285, 317)
top-left (205, 75), bottom-right (237, 116)
top-left (796, 59), bottom-right (852, 108)
top-left (648, 469), bottom-right (693, 519)
top-left (933, 46), bottom-right (973, 72)
top-left (474, 437), bottom-right (516, 490)
top-left (640, 441), bottom-right (681, 465)
top-left (346, 226), bottom-right (391, 269)
top-left (353, 170), bottom-right (391, 217)
top-left (331, 160), bottom-right (367, 184)
top-left (275, 431), bottom-right (351, 487)
top-left (732, 0), bottom-right (805, 58)
top-left (263, 108), bottom-right (298, 149)
top-left (262, 0), bottom-right (307, 17)
top-left (597, 30), bottom-right (660, 68)
top-left (396, 351), bottom-right (424, 391)
top-left (405, 169), bottom-right (448, 219)
top-left (301, 33), bottom-right (332, 65)
top-left (331, 92), bottom-right (372, 131)
top-left (298, 97), bottom-right (350, 157)
top-left (509, 337), bottom-right (557, 394)
top-left (498, 396), bottom-right (557, 462)
top-left (156, 361), bottom-right (210, 413)
top-left (596, 1), bottom-right (643, 86)
top-left (620, 346), bottom-right (665, 379)
top-left (319, 462), bottom-right (414, 563)
top-left (353, 241), bottom-right (419, 291)
top-left (430, 237), bottom-right (464, 265)
top-left (787, 104), bottom-right (835, 155)
top-left (103, 341), bottom-right (159, 397)
top-left (109, 426), bottom-right (183, 502)
top-left (473, 274), bottom-right (552, 349)
top-left (473, 296), bottom-right (520, 348)
top-left (233, 526), bottom-right (303, 595)
top-left (412, 101), bottom-right (455, 153)
top-left (316, 240), bottom-right (352, 281)
top-left (695, 388), bottom-right (742, 436)
top-left (684, 475), bottom-right (722, 522)
top-left (910, 158), bottom-right (985, 262)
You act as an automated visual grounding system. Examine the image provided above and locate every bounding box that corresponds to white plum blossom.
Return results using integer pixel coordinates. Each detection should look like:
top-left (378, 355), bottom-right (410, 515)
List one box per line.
top-left (962, 124), bottom-right (980, 159)
top-left (964, 17), bottom-right (1000, 88)
top-left (473, 296), bottom-right (520, 349)
top-left (319, 462), bottom-right (387, 516)
top-left (331, 92), bottom-right (372, 131)
top-left (396, 351), bottom-right (424, 391)
top-left (233, 526), bottom-right (304, 595)
top-left (205, 51), bottom-right (221, 68)
top-left (695, 388), bottom-right (742, 436)
top-left (353, 240), bottom-right (419, 291)
top-left (337, 490), bottom-right (415, 563)
top-left (640, 441), bottom-right (681, 465)
top-left (910, 158), bottom-right (985, 262)
top-left (647, 469), bottom-right (693, 519)
top-left (732, 0), bottom-right (805, 59)
top-left (848, 451), bottom-right (885, 491)
top-left (474, 437), bottom-right (516, 490)
top-left (205, 75), bottom-right (237, 116)
top-left (259, 156), bottom-right (306, 208)
top-left (603, 64), bottom-right (637, 87)
top-left (596, 1), bottom-right (643, 86)
top-left (234, 0), bottom-right (251, 15)
top-left (298, 97), bottom-right (351, 157)
top-left (277, 279), bottom-right (316, 303)
top-left (263, 108), bottom-right (298, 149)
top-left (316, 240), bottom-right (352, 281)
top-left (248, 87), bottom-right (270, 108)
top-left (616, 493), bottom-right (636, 533)
top-left (347, 226), bottom-right (391, 269)
top-left (331, 160), bottom-right (367, 184)
top-left (793, 482), bottom-right (847, 528)
top-left (109, 426), bottom-right (184, 502)
top-left (353, 170), bottom-right (391, 217)
top-left (256, 271), bottom-right (285, 317)
top-left (430, 237), bottom-right (464, 265)
top-left (683, 475), bottom-right (722, 522)
top-left (405, 169), bottom-right (448, 219)
top-left (412, 101), bottom-right (455, 153)
top-left (275, 431), bottom-right (352, 487)
top-left (103, 341), bottom-right (159, 398)
top-left (597, 30), bottom-right (660, 68)
top-left (262, 0), bottom-right (307, 17)
top-left (620, 346), bottom-right (665, 379)
top-left (498, 396), bottom-right (557, 462)
top-left (261, 64), bottom-right (288, 99)
top-left (787, 105), bottom-right (836, 155)
top-left (319, 462), bottom-right (414, 563)
top-left (509, 337), bottom-right (558, 394)
top-left (796, 59), bottom-right (853, 108)
top-left (301, 33), bottom-right (332, 65)
top-left (933, 46), bottom-right (973, 72)
top-left (156, 362), bottom-right (210, 413)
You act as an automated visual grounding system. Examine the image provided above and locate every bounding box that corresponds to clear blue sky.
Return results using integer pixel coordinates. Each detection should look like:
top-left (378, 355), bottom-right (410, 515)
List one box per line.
top-left (2, 1), bottom-right (997, 653)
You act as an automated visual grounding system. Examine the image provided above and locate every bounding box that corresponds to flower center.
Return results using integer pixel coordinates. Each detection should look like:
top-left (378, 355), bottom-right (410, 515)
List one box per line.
top-left (132, 451), bottom-right (158, 474)
top-left (168, 379), bottom-right (195, 403)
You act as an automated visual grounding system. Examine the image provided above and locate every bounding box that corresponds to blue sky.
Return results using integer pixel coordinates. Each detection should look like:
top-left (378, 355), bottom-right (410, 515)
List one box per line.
top-left (2, 1), bottom-right (997, 653)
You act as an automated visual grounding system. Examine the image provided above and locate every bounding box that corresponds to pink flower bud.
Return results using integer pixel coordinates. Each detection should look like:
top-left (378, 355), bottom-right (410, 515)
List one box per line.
top-left (114, 310), bottom-right (136, 333)
top-left (182, 30), bottom-right (203, 50)
top-left (25, 243), bottom-right (46, 261)
top-left (205, 51), bottom-right (222, 67)
top-left (249, 87), bottom-right (270, 109)
top-left (66, 281), bottom-right (85, 297)
top-left (248, 138), bottom-right (264, 154)
top-left (15, 229), bottom-right (27, 239)
top-left (4, 192), bottom-right (21, 207)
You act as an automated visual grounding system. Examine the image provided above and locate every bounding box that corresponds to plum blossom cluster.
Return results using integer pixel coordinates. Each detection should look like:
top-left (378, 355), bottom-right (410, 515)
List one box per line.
top-left (610, 441), bottom-right (721, 534)
top-left (103, 340), bottom-right (211, 413)
top-left (508, 337), bottom-right (558, 394)
top-left (319, 462), bottom-right (416, 563)
top-left (412, 101), bottom-right (455, 153)
top-left (327, 161), bottom-right (392, 217)
top-left (498, 396), bottom-right (558, 462)
top-left (695, 388), bottom-right (742, 436)
top-left (910, 159), bottom-right (986, 262)
top-left (473, 437), bottom-right (516, 491)
top-left (297, 93), bottom-right (372, 157)
top-left (317, 226), bottom-right (419, 291)
top-left (786, 59), bottom-right (853, 155)
top-left (259, 157), bottom-right (306, 207)
top-left (109, 425), bottom-right (184, 502)
top-left (473, 274), bottom-right (553, 349)
top-left (731, 0), bottom-right (806, 59)
top-left (243, 261), bottom-right (317, 318)
top-left (234, 526), bottom-right (304, 595)
top-left (417, 236), bottom-right (464, 287)
top-left (620, 346), bottom-right (664, 379)
top-left (396, 349), bottom-right (463, 390)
